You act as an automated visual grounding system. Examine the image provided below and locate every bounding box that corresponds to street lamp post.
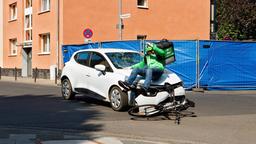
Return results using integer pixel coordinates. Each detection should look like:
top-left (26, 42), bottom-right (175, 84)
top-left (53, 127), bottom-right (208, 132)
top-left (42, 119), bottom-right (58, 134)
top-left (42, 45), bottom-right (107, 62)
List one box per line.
top-left (118, 0), bottom-right (123, 40)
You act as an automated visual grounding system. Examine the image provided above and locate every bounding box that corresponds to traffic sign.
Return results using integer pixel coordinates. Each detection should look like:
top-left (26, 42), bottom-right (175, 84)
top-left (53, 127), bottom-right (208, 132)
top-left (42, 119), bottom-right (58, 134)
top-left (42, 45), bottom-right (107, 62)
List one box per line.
top-left (83, 28), bottom-right (93, 39)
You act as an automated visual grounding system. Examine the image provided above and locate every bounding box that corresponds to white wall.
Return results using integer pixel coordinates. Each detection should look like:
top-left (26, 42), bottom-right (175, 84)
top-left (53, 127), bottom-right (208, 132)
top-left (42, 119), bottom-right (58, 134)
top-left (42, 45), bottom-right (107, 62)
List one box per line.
top-left (0, 0), bottom-right (3, 67)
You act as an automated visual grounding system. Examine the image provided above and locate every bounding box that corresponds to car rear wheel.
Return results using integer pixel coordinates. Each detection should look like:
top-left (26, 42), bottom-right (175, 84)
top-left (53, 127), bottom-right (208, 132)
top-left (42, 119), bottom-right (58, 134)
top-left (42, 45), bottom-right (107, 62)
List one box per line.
top-left (61, 78), bottom-right (75, 100)
top-left (109, 86), bottom-right (128, 111)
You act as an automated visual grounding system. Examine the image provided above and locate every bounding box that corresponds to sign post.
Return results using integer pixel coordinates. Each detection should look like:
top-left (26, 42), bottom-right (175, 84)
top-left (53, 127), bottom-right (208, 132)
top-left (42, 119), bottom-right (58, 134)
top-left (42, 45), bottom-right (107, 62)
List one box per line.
top-left (83, 28), bottom-right (93, 43)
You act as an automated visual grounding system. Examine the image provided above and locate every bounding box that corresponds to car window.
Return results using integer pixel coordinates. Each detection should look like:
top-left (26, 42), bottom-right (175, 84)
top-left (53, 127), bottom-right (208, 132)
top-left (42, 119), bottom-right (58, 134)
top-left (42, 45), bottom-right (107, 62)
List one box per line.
top-left (74, 51), bottom-right (90, 66)
top-left (90, 52), bottom-right (113, 72)
top-left (106, 52), bottom-right (142, 69)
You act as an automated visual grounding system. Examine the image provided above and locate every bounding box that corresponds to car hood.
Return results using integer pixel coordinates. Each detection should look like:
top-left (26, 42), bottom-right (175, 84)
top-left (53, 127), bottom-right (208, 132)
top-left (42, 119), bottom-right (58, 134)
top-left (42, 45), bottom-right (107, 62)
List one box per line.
top-left (115, 69), bottom-right (132, 78)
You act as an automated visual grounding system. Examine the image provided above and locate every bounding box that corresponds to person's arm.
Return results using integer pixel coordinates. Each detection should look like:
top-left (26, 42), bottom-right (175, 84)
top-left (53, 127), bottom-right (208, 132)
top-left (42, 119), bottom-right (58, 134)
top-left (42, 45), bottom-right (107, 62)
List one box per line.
top-left (152, 44), bottom-right (165, 57)
top-left (131, 61), bottom-right (145, 69)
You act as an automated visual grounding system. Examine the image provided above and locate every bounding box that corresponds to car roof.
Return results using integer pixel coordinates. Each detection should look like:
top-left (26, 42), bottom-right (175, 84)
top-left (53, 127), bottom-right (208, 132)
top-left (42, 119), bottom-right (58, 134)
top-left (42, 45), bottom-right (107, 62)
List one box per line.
top-left (76, 48), bottom-right (139, 53)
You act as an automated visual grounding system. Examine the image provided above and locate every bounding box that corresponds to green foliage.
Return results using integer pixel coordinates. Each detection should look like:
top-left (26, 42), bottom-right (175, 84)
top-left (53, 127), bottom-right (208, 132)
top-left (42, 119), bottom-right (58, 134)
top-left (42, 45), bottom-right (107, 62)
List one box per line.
top-left (216, 0), bottom-right (256, 40)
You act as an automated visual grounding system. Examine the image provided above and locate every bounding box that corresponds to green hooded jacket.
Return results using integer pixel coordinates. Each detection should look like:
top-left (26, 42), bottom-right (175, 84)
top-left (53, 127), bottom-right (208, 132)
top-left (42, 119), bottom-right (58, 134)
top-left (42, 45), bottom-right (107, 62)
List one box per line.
top-left (131, 43), bottom-right (166, 70)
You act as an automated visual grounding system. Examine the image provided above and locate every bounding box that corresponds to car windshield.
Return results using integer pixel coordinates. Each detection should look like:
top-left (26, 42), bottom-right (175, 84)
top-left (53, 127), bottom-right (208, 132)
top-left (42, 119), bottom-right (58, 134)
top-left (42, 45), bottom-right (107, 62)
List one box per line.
top-left (106, 52), bottom-right (142, 69)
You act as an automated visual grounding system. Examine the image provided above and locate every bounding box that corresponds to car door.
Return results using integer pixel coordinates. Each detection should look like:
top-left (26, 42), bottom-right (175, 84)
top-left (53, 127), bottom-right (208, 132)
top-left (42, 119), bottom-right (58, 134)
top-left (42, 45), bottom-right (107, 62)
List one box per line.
top-left (86, 52), bottom-right (115, 98)
top-left (72, 51), bottom-right (91, 89)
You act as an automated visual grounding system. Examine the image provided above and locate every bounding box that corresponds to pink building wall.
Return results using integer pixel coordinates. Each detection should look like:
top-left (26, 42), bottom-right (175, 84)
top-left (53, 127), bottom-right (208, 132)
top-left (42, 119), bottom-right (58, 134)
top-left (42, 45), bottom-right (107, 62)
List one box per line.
top-left (3, 0), bottom-right (23, 68)
top-left (0, 0), bottom-right (3, 67)
top-left (62, 0), bottom-right (210, 44)
top-left (3, 0), bottom-right (210, 73)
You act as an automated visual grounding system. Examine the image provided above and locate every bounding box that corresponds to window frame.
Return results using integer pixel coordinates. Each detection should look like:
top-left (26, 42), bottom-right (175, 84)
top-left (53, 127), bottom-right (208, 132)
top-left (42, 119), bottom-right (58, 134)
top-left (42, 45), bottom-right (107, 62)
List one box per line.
top-left (137, 0), bottom-right (148, 9)
top-left (9, 38), bottom-right (18, 56)
top-left (90, 52), bottom-right (113, 72)
top-left (74, 51), bottom-right (91, 67)
top-left (24, 15), bottom-right (32, 42)
top-left (9, 2), bottom-right (17, 21)
top-left (39, 33), bottom-right (50, 54)
top-left (25, 0), bottom-right (32, 8)
top-left (40, 0), bottom-right (50, 13)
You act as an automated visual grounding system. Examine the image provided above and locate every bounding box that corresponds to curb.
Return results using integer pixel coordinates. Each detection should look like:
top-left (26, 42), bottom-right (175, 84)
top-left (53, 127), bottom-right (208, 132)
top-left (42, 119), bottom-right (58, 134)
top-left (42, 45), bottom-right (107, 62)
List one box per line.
top-left (41, 137), bottom-right (123, 144)
top-left (0, 76), bottom-right (60, 86)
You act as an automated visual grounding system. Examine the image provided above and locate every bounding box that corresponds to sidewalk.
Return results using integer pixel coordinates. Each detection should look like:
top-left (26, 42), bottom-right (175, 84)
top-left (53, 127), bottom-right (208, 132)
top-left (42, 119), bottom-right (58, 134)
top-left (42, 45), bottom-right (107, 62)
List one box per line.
top-left (0, 76), bottom-right (60, 86)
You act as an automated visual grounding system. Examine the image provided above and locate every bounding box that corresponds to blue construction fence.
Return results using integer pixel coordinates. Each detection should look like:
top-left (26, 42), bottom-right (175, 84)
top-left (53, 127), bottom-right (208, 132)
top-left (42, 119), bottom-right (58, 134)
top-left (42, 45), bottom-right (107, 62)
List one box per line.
top-left (62, 40), bottom-right (256, 90)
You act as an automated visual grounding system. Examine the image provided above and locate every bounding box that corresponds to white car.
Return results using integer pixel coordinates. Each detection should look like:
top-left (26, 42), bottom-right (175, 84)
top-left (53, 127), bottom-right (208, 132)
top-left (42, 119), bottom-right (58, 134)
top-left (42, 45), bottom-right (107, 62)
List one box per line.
top-left (61, 48), bottom-right (185, 111)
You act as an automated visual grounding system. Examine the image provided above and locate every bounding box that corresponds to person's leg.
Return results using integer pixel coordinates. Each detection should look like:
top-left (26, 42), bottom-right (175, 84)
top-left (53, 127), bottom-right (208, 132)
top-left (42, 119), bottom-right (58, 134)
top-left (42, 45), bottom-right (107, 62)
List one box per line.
top-left (143, 68), bottom-right (153, 89)
top-left (127, 68), bottom-right (144, 85)
top-left (118, 68), bottom-right (144, 90)
top-left (151, 68), bottom-right (164, 80)
top-left (129, 90), bottom-right (136, 106)
top-left (143, 68), bottom-right (164, 89)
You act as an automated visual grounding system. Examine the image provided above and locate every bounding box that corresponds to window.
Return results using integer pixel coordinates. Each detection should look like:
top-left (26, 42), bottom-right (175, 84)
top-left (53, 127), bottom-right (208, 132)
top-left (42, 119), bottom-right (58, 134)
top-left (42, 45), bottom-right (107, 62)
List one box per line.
top-left (9, 3), bottom-right (17, 20)
top-left (25, 15), bottom-right (32, 41)
top-left (26, 0), bottom-right (32, 8)
top-left (106, 52), bottom-right (141, 69)
top-left (41, 0), bottom-right (50, 12)
top-left (137, 0), bottom-right (148, 8)
top-left (10, 39), bottom-right (17, 55)
top-left (91, 52), bottom-right (112, 72)
top-left (25, 29), bottom-right (32, 41)
top-left (40, 33), bottom-right (50, 53)
top-left (74, 52), bottom-right (90, 66)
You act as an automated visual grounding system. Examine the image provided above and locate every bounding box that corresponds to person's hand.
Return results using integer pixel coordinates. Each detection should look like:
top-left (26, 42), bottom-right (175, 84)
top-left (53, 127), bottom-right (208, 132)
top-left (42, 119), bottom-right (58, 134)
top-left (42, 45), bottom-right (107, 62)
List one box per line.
top-left (146, 45), bottom-right (153, 52)
top-left (145, 42), bottom-right (154, 50)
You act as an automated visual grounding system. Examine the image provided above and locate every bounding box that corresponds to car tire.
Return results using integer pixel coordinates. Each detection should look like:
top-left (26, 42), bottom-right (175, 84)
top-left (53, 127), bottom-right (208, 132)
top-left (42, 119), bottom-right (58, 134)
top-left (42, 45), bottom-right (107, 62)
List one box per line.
top-left (61, 78), bottom-right (76, 100)
top-left (109, 86), bottom-right (128, 111)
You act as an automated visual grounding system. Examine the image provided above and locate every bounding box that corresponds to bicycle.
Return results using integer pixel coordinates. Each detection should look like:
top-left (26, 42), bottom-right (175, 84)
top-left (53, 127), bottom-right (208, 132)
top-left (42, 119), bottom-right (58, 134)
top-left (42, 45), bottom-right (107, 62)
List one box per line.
top-left (127, 83), bottom-right (195, 124)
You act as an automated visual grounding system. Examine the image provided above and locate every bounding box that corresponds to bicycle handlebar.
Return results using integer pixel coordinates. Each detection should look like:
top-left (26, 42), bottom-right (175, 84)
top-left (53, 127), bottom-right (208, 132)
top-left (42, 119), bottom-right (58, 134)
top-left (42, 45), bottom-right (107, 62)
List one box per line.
top-left (134, 82), bottom-right (183, 96)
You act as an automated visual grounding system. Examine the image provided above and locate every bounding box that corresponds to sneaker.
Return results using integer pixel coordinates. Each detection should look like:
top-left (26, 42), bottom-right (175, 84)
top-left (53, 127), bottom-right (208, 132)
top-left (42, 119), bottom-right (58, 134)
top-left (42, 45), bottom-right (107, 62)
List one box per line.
top-left (118, 81), bottom-right (131, 90)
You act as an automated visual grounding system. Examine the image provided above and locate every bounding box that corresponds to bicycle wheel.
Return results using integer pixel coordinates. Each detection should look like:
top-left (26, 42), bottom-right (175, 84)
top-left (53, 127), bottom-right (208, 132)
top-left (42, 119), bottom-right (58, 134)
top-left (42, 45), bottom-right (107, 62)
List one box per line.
top-left (128, 104), bottom-right (162, 118)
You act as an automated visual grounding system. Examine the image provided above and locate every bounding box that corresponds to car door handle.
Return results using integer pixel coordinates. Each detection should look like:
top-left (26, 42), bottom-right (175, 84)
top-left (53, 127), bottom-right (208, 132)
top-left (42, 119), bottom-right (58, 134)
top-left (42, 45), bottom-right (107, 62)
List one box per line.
top-left (86, 74), bottom-right (90, 77)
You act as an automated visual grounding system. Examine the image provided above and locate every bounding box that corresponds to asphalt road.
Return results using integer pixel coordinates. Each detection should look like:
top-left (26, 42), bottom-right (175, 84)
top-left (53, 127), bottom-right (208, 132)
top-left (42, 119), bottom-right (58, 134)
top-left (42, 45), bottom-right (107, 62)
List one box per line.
top-left (0, 81), bottom-right (256, 144)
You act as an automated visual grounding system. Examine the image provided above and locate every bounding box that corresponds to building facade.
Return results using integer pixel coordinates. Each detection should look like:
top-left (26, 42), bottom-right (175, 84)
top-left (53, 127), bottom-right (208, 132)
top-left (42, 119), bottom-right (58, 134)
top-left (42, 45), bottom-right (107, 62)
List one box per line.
top-left (0, 0), bottom-right (3, 67)
top-left (3, 0), bottom-right (210, 78)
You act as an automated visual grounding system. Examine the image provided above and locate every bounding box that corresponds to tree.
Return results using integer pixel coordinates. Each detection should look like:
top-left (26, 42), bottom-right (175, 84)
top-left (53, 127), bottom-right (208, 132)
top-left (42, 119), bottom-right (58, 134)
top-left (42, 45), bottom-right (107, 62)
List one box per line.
top-left (216, 0), bottom-right (256, 40)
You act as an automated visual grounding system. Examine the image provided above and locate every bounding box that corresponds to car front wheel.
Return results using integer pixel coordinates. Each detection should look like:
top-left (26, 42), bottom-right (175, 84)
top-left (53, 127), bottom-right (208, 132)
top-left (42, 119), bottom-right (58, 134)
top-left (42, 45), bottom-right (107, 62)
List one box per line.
top-left (109, 86), bottom-right (128, 111)
top-left (61, 78), bottom-right (75, 100)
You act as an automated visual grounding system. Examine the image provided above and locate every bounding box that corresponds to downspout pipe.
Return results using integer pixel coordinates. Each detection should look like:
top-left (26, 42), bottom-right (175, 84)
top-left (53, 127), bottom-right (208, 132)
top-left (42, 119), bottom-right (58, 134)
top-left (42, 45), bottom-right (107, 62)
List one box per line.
top-left (56, 0), bottom-right (60, 76)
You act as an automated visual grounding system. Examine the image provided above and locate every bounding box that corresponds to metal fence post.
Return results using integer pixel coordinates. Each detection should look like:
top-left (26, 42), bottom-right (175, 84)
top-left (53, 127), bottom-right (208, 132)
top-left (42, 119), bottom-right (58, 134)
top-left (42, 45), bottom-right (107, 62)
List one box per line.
top-left (34, 67), bottom-right (38, 83)
top-left (55, 67), bottom-right (57, 84)
top-left (193, 40), bottom-right (204, 92)
top-left (14, 67), bottom-right (17, 81)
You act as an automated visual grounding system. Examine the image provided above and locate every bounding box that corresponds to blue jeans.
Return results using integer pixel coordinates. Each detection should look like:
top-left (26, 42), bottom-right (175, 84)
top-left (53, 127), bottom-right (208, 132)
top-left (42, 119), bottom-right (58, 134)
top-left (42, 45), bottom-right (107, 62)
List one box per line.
top-left (127, 67), bottom-right (163, 106)
top-left (127, 67), bottom-right (164, 90)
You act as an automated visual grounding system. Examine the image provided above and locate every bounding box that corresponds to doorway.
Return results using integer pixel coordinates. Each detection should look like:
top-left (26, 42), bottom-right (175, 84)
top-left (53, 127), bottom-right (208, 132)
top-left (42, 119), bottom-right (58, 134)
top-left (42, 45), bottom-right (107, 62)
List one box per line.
top-left (22, 47), bottom-right (32, 77)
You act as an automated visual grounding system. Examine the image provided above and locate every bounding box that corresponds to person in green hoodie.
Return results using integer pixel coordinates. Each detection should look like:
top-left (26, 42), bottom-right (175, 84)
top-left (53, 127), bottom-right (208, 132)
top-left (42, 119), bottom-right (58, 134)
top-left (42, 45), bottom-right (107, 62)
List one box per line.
top-left (118, 42), bottom-right (166, 95)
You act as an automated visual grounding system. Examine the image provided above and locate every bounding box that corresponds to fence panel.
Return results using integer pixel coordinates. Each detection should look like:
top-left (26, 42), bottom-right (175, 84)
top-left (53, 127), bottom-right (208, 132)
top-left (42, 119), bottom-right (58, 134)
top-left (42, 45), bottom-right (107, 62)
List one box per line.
top-left (62, 40), bottom-right (256, 90)
top-left (200, 41), bottom-right (256, 90)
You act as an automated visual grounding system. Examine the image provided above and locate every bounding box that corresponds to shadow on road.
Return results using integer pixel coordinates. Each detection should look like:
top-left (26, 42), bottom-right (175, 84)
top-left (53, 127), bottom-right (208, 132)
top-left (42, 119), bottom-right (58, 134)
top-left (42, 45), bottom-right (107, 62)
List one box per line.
top-left (0, 94), bottom-right (105, 139)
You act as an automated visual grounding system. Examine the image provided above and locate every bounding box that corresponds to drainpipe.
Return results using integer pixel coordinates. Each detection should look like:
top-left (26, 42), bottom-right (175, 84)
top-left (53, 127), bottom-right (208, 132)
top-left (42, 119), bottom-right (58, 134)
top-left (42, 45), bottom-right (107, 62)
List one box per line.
top-left (56, 0), bottom-right (60, 77)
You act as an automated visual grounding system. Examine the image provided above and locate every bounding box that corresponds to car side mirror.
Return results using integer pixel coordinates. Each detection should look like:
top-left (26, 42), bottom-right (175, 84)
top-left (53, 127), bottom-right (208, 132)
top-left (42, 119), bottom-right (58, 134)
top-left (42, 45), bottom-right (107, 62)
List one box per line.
top-left (95, 64), bottom-right (106, 75)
